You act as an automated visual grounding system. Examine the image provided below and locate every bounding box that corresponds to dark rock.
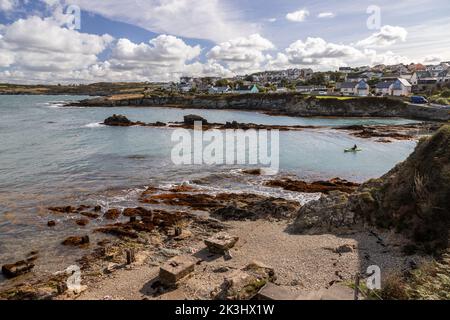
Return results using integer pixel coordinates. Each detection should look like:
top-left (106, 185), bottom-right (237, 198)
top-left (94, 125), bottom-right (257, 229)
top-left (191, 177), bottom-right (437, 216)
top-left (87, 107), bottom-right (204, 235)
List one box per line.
top-left (79, 211), bottom-right (100, 219)
top-left (334, 244), bottom-right (355, 254)
top-left (62, 235), bottom-right (90, 246)
top-left (2, 261), bottom-right (35, 278)
top-left (122, 207), bottom-right (150, 217)
top-left (104, 114), bottom-right (133, 126)
top-left (93, 205), bottom-right (102, 212)
top-left (48, 206), bottom-right (76, 213)
top-left (183, 114), bottom-right (208, 125)
top-left (104, 208), bottom-right (121, 220)
top-left (75, 218), bottom-right (89, 226)
top-left (265, 177), bottom-right (360, 194)
top-left (242, 168), bottom-right (262, 175)
top-left (47, 220), bottom-right (56, 227)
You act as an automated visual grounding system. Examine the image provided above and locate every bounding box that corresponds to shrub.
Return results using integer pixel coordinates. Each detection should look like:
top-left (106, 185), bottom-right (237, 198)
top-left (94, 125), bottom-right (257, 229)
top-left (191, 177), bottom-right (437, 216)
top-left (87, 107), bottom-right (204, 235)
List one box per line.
top-left (440, 89), bottom-right (450, 98)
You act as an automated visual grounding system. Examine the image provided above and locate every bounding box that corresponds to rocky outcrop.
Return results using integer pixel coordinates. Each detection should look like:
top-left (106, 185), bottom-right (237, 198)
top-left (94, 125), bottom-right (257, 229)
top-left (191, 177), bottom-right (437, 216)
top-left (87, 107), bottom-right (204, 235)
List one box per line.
top-left (2, 261), bottom-right (35, 278)
top-left (183, 114), bottom-right (207, 125)
top-left (70, 93), bottom-right (450, 122)
top-left (103, 114), bottom-right (132, 126)
top-left (292, 125), bottom-right (450, 253)
top-left (103, 114), bottom-right (166, 127)
top-left (141, 191), bottom-right (300, 220)
top-left (265, 178), bottom-right (360, 194)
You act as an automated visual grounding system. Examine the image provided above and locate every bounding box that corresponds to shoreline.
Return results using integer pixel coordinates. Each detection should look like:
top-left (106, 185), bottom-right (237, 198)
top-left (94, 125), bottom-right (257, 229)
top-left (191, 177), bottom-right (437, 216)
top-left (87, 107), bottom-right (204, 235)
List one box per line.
top-left (0, 175), bottom-right (425, 300)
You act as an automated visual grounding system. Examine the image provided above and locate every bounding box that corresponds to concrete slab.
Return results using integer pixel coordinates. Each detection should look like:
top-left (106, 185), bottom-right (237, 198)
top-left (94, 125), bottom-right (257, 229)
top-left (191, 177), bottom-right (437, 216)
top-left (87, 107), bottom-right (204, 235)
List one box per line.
top-left (256, 283), bottom-right (297, 300)
top-left (204, 232), bottom-right (239, 254)
top-left (159, 255), bottom-right (197, 286)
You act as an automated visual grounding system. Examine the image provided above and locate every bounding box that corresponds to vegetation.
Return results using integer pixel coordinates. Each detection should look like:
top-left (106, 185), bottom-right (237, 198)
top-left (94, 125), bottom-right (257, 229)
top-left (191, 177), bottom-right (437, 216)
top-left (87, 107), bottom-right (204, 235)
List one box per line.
top-left (314, 95), bottom-right (357, 100)
top-left (381, 253), bottom-right (450, 300)
top-left (429, 89), bottom-right (450, 105)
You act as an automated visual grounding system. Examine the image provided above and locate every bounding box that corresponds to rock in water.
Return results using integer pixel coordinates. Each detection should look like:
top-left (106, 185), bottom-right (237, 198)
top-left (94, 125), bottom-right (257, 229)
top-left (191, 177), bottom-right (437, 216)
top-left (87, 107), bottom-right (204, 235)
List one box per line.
top-left (183, 114), bottom-right (208, 125)
top-left (104, 208), bottom-right (121, 220)
top-left (62, 235), bottom-right (90, 246)
top-left (103, 114), bottom-right (132, 126)
top-left (2, 261), bottom-right (35, 278)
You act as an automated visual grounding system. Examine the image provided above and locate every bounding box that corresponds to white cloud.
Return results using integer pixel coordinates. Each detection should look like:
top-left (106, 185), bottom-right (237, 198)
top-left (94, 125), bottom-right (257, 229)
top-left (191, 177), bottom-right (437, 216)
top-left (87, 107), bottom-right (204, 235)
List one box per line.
top-left (0, 16), bottom-right (113, 72)
top-left (356, 25), bottom-right (408, 48)
top-left (286, 9), bottom-right (309, 22)
top-left (317, 12), bottom-right (335, 18)
top-left (207, 34), bottom-right (274, 74)
top-left (111, 35), bottom-right (201, 67)
top-left (285, 37), bottom-right (364, 65)
top-left (0, 0), bottom-right (18, 11)
top-left (62, 0), bottom-right (259, 43)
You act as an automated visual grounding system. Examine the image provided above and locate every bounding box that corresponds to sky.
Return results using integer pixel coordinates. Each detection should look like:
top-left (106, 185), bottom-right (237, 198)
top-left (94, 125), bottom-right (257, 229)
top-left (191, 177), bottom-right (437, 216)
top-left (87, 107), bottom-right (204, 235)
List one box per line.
top-left (0, 0), bottom-right (449, 84)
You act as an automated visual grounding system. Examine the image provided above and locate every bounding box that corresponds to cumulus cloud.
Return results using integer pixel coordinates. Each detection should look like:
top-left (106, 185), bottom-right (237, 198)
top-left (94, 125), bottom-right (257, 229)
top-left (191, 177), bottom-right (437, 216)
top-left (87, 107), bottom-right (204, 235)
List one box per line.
top-left (286, 9), bottom-right (309, 22)
top-left (206, 34), bottom-right (274, 74)
top-left (285, 37), bottom-right (364, 65)
top-left (111, 35), bottom-right (201, 68)
top-left (356, 25), bottom-right (408, 48)
top-left (317, 12), bottom-right (335, 18)
top-left (61, 0), bottom-right (258, 43)
top-left (0, 16), bottom-right (113, 72)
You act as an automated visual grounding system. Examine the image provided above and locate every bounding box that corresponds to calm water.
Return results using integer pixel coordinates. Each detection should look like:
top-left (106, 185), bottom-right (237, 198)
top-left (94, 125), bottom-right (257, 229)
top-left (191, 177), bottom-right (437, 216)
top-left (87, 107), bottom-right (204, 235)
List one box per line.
top-left (0, 95), bottom-right (417, 282)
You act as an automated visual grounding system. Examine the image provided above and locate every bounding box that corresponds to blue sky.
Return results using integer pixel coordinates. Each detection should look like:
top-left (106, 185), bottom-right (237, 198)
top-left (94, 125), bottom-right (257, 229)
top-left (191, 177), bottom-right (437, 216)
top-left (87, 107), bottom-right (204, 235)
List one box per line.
top-left (0, 0), bottom-right (449, 83)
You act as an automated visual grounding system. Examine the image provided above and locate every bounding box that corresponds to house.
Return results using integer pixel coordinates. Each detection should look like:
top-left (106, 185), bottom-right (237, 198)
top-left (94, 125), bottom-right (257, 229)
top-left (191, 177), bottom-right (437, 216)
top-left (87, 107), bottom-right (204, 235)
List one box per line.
top-left (339, 80), bottom-right (370, 96)
top-left (296, 85), bottom-right (326, 93)
top-left (208, 86), bottom-right (230, 94)
top-left (391, 78), bottom-right (412, 96)
top-left (339, 67), bottom-right (354, 74)
top-left (340, 82), bottom-right (358, 95)
top-left (375, 78), bottom-right (412, 96)
top-left (355, 80), bottom-right (370, 96)
top-left (437, 70), bottom-right (450, 83)
top-left (179, 84), bottom-right (193, 93)
top-left (375, 81), bottom-right (394, 96)
top-left (410, 71), bottom-right (432, 85)
top-left (234, 84), bottom-right (259, 94)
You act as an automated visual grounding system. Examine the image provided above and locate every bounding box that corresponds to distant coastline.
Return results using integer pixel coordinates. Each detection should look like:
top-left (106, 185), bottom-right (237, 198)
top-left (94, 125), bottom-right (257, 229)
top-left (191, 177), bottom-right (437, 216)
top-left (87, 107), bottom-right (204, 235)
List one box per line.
top-left (67, 93), bottom-right (450, 122)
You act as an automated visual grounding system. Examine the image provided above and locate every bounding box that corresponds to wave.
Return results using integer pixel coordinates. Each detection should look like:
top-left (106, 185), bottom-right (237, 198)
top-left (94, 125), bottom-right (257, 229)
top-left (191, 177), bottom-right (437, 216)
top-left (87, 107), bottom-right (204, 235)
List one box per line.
top-left (84, 122), bottom-right (105, 128)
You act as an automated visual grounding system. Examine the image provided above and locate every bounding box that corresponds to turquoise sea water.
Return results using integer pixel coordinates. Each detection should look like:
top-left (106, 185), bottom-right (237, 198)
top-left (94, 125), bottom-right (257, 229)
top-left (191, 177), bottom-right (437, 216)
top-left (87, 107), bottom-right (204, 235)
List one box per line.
top-left (0, 95), bottom-right (417, 281)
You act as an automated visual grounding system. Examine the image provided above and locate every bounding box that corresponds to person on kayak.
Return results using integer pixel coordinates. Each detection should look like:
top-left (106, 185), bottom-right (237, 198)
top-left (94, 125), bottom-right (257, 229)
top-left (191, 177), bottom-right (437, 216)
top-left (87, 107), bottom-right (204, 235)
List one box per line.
top-left (352, 144), bottom-right (358, 150)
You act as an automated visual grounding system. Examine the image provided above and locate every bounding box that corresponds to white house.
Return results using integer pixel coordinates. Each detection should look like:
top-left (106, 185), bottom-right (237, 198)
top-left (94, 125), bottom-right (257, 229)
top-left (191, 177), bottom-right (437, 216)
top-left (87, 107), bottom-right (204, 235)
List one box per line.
top-left (355, 80), bottom-right (370, 96)
top-left (340, 82), bottom-right (357, 95)
top-left (339, 80), bottom-right (370, 96)
top-left (391, 78), bottom-right (412, 96)
top-left (410, 71), bottom-right (433, 85)
top-left (375, 78), bottom-right (412, 96)
top-left (208, 86), bottom-right (230, 94)
top-left (375, 81), bottom-right (394, 96)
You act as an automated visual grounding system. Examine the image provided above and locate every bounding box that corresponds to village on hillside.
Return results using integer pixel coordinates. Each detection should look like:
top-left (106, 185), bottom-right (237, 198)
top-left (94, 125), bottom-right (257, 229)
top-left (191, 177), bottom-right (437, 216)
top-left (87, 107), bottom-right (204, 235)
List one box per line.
top-left (157, 61), bottom-right (450, 105)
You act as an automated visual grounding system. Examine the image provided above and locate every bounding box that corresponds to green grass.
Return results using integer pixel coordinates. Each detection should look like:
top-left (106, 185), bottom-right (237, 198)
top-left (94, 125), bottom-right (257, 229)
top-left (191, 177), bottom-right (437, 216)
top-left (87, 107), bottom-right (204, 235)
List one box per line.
top-left (313, 95), bottom-right (357, 100)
